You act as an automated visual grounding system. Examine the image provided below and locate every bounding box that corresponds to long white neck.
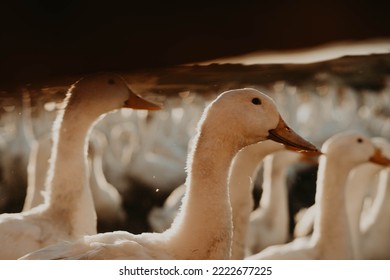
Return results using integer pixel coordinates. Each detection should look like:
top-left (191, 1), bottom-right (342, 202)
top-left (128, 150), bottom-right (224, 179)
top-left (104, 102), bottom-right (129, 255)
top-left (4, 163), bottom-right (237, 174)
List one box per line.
top-left (167, 130), bottom-right (240, 259)
top-left (42, 94), bottom-right (97, 237)
top-left (312, 156), bottom-right (354, 259)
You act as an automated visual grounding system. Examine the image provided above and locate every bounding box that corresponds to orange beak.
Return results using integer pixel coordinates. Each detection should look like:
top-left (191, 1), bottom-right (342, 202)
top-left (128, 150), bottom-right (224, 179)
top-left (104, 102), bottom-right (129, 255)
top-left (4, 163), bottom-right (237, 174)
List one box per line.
top-left (268, 116), bottom-right (321, 155)
top-left (369, 147), bottom-right (390, 166)
top-left (123, 89), bottom-right (161, 110)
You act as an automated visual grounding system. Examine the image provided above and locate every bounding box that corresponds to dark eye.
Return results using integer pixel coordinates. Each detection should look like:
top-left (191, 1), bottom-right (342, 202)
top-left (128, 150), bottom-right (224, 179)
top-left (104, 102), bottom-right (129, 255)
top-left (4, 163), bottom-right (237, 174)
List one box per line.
top-left (357, 138), bottom-right (363, 143)
top-left (252, 97), bottom-right (261, 105)
top-left (108, 79), bottom-right (116, 85)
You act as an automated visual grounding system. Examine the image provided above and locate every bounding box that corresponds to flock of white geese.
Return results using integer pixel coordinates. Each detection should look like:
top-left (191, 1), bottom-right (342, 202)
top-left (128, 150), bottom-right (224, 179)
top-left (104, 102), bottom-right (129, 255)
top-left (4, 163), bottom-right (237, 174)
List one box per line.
top-left (0, 72), bottom-right (389, 259)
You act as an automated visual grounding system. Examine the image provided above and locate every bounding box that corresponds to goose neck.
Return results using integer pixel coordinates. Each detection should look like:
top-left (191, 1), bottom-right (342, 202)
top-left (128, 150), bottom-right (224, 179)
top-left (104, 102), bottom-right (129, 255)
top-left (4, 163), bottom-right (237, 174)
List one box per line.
top-left (168, 130), bottom-right (240, 259)
top-left (43, 99), bottom-right (97, 236)
top-left (312, 156), bottom-right (354, 258)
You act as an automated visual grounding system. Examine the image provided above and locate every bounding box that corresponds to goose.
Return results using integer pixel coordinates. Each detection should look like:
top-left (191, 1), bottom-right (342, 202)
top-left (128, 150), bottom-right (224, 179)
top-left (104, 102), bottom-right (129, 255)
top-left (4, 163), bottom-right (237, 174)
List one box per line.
top-left (21, 88), bottom-right (319, 260)
top-left (293, 138), bottom-right (385, 241)
top-left (0, 72), bottom-right (160, 259)
top-left (245, 149), bottom-right (312, 257)
top-left (292, 159), bottom-right (377, 240)
top-left (22, 128), bottom-right (128, 232)
top-left (246, 131), bottom-right (390, 260)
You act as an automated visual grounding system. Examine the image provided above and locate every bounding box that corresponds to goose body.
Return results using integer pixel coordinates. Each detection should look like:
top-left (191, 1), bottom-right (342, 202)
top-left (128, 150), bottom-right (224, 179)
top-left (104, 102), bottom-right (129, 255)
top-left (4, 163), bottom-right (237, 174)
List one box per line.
top-left (246, 131), bottom-right (390, 260)
top-left (22, 88), bottom-right (319, 260)
top-left (293, 138), bottom-right (387, 247)
top-left (0, 73), bottom-right (159, 259)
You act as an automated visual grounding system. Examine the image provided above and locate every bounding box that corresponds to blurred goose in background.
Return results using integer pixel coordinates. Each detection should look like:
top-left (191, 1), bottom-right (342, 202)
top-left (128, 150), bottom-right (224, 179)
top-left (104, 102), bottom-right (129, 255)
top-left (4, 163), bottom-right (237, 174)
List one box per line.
top-left (23, 113), bottom-right (131, 231)
top-left (21, 88), bottom-right (319, 260)
top-left (0, 72), bottom-right (160, 259)
top-left (148, 183), bottom-right (186, 233)
top-left (0, 92), bottom-right (34, 213)
top-left (97, 109), bottom-right (139, 194)
top-left (22, 133), bottom-right (52, 211)
top-left (293, 137), bottom-right (387, 243)
top-left (126, 109), bottom-right (187, 193)
top-left (88, 129), bottom-right (127, 232)
top-left (247, 131), bottom-right (390, 260)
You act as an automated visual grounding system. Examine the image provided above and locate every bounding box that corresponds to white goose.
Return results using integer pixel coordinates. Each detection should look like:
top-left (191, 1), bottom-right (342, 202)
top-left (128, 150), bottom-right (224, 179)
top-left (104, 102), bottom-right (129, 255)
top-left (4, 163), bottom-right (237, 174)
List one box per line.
top-left (23, 128), bottom-right (128, 232)
top-left (293, 138), bottom-right (386, 241)
top-left (21, 88), bottom-right (319, 260)
top-left (0, 72), bottom-right (160, 259)
top-left (246, 131), bottom-right (390, 260)
top-left (245, 149), bottom-right (310, 256)
top-left (292, 161), bottom-right (378, 240)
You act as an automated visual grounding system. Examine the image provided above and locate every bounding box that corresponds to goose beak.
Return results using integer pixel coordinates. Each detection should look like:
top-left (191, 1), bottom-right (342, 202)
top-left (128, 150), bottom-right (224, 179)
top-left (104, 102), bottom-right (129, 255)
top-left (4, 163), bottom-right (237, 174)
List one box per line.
top-left (369, 147), bottom-right (390, 166)
top-left (268, 116), bottom-right (321, 154)
top-left (124, 90), bottom-right (161, 110)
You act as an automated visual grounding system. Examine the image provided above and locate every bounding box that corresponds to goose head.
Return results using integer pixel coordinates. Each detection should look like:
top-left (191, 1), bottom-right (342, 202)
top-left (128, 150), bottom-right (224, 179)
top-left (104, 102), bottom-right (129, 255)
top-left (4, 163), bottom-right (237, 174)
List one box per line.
top-left (203, 88), bottom-right (319, 153)
top-left (68, 72), bottom-right (160, 117)
top-left (321, 131), bottom-right (390, 168)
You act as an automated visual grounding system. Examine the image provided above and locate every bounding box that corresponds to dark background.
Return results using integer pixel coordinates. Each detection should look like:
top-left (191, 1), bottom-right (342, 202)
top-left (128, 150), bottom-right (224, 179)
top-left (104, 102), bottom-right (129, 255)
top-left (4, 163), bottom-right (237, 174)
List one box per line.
top-left (1, 0), bottom-right (390, 88)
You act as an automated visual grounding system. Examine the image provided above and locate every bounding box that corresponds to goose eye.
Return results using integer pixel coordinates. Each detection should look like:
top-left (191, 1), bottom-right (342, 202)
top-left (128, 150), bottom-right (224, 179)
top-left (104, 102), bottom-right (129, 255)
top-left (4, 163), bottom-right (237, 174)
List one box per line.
top-left (357, 138), bottom-right (363, 143)
top-left (108, 79), bottom-right (116, 85)
top-left (252, 97), bottom-right (261, 105)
